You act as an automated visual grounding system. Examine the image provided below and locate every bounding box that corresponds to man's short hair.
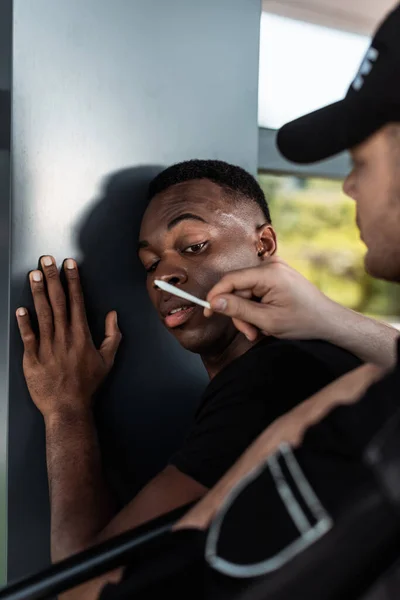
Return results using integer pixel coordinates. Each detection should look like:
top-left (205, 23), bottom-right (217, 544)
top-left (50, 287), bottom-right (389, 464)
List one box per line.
top-left (147, 159), bottom-right (271, 224)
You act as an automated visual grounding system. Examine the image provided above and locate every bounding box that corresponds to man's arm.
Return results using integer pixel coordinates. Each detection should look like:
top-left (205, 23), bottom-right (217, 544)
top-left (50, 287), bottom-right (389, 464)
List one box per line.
top-left (46, 410), bottom-right (205, 563)
top-left (16, 257), bottom-right (206, 600)
top-left (205, 257), bottom-right (399, 368)
top-left (48, 408), bottom-right (205, 599)
top-left (316, 304), bottom-right (398, 368)
top-left (175, 362), bottom-right (384, 531)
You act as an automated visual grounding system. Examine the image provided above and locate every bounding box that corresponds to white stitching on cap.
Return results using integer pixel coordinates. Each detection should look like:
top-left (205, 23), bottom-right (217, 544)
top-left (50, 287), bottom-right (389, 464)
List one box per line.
top-left (352, 46), bottom-right (379, 91)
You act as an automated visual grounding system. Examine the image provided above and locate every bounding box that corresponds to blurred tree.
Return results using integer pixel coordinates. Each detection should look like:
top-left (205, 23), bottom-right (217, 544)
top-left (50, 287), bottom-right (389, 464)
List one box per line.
top-left (258, 174), bottom-right (400, 320)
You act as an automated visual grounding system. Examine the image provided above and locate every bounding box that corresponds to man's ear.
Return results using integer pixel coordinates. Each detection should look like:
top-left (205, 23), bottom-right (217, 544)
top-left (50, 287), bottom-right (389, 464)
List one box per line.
top-left (256, 224), bottom-right (277, 258)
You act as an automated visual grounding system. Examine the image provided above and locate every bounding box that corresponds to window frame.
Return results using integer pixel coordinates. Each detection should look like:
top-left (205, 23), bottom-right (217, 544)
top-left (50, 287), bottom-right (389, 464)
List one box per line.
top-left (258, 127), bottom-right (350, 180)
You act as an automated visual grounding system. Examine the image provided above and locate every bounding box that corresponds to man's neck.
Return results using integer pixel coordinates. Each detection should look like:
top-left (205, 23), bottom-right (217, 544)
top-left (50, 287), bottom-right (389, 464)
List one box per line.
top-left (201, 331), bottom-right (259, 380)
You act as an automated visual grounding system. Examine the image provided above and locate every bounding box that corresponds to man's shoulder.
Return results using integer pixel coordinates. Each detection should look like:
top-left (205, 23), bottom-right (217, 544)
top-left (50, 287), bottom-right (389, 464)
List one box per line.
top-left (204, 337), bottom-right (361, 402)
top-left (284, 338), bottom-right (362, 376)
top-left (234, 337), bottom-right (362, 398)
top-left (248, 337), bottom-right (361, 374)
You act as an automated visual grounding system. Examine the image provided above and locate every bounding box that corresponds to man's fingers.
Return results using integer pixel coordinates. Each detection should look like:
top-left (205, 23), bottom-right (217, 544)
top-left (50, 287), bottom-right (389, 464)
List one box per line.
top-left (207, 268), bottom-right (260, 302)
top-left (15, 308), bottom-right (38, 358)
top-left (209, 293), bottom-right (266, 330)
top-left (64, 259), bottom-right (91, 338)
top-left (207, 257), bottom-right (289, 305)
top-left (99, 311), bottom-right (122, 369)
top-left (207, 266), bottom-right (275, 304)
top-left (232, 318), bottom-right (259, 341)
top-left (29, 269), bottom-right (54, 352)
top-left (231, 292), bottom-right (258, 339)
top-left (40, 255), bottom-right (68, 342)
top-left (236, 289), bottom-right (253, 300)
top-left (203, 290), bottom-right (252, 319)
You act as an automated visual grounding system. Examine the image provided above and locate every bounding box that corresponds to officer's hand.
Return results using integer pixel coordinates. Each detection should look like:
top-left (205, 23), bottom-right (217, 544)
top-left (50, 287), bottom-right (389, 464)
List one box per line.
top-left (205, 257), bottom-right (335, 342)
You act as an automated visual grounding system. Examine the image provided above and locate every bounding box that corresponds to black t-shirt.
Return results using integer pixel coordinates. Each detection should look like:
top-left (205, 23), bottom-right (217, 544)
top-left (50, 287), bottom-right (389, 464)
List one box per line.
top-left (201, 338), bottom-right (400, 598)
top-left (170, 337), bottom-right (361, 488)
top-left (100, 341), bottom-right (400, 600)
top-left (205, 338), bottom-right (400, 561)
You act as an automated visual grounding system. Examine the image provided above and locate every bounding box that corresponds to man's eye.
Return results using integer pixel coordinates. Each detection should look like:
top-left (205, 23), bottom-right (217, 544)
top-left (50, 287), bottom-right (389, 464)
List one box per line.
top-left (184, 242), bottom-right (207, 254)
top-left (146, 261), bottom-right (159, 274)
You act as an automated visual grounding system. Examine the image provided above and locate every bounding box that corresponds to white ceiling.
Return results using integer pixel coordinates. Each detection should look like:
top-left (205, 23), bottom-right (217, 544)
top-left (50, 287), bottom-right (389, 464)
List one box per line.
top-left (262, 0), bottom-right (398, 36)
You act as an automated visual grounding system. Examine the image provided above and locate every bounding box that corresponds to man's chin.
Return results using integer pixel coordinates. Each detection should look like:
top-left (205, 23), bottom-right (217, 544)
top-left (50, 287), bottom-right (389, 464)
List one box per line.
top-left (164, 323), bottom-right (202, 352)
top-left (364, 252), bottom-right (382, 279)
top-left (364, 250), bottom-right (400, 283)
top-left (169, 324), bottom-right (229, 356)
top-left (178, 331), bottom-right (218, 355)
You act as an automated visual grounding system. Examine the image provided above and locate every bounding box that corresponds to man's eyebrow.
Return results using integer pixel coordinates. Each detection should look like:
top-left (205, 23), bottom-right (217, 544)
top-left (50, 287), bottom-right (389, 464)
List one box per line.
top-left (137, 214), bottom-right (207, 253)
top-left (167, 213), bottom-right (207, 230)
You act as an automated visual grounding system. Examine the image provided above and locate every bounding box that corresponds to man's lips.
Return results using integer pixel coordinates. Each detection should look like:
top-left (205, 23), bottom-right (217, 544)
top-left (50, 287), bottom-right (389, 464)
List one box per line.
top-left (164, 305), bottom-right (197, 328)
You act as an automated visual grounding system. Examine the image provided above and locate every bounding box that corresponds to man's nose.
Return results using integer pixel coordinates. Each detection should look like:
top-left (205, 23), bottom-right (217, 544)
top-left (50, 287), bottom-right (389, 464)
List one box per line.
top-left (157, 265), bottom-right (188, 287)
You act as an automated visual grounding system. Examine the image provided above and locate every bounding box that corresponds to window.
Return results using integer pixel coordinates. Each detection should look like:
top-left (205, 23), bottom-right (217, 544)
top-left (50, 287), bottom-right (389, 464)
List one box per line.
top-left (258, 13), bottom-right (370, 129)
top-left (257, 13), bottom-right (399, 325)
top-left (258, 174), bottom-right (400, 324)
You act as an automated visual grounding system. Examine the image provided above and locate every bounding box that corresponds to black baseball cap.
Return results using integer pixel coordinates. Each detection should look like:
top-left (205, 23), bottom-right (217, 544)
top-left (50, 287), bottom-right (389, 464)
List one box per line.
top-left (277, 3), bottom-right (400, 164)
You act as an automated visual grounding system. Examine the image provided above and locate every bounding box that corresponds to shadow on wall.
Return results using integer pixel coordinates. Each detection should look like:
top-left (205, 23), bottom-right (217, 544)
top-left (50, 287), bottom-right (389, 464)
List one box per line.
top-left (12, 166), bottom-right (208, 516)
top-left (76, 165), bottom-right (208, 507)
top-left (8, 165), bottom-right (208, 577)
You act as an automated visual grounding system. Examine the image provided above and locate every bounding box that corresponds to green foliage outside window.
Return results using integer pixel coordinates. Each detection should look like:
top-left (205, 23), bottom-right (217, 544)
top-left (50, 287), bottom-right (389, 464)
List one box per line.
top-left (258, 174), bottom-right (400, 320)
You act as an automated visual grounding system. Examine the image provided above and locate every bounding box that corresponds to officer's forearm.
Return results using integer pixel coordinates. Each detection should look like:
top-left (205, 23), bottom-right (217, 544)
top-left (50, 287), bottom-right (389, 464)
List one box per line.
top-left (319, 303), bottom-right (399, 368)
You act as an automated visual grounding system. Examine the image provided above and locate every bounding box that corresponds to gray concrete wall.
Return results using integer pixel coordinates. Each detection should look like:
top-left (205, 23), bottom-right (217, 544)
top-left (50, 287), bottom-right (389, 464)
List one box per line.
top-left (4, 0), bottom-right (261, 581)
top-left (0, 0), bottom-right (12, 586)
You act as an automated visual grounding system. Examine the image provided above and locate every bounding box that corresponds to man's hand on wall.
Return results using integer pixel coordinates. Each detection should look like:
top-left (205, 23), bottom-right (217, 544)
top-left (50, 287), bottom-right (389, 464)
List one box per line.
top-left (15, 256), bottom-right (122, 420)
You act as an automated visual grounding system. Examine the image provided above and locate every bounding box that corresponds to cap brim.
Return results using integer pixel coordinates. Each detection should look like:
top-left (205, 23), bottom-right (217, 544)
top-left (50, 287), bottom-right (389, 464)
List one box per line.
top-left (276, 96), bottom-right (390, 165)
